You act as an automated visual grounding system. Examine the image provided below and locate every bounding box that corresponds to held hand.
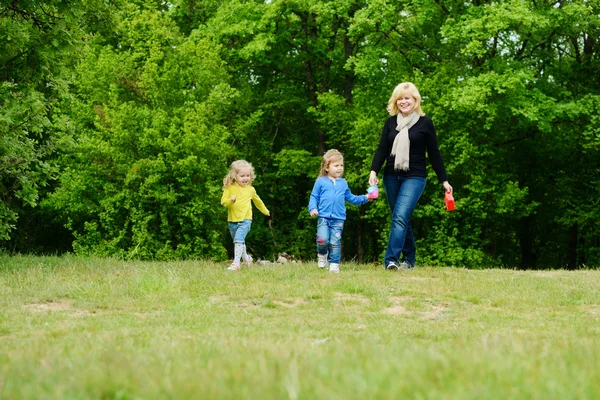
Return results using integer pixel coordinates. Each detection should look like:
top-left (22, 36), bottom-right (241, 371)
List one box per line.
top-left (368, 171), bottom-right (379, 186)
top-left (310, 209), bottom-right (319, 217)
top-left (230, 195), bottom-right (237, 203)
top-left (367, 185), bottom-right (379, 200)
top-left (442, 181), bottom-right (453, 194)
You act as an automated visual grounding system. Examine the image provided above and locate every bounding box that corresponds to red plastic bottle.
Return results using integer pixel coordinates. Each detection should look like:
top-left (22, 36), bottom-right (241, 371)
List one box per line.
top-left (444, 191), bottom-right (456, 211)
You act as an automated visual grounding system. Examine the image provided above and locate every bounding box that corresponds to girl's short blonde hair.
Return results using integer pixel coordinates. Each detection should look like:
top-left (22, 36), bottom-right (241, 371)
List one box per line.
top-left (318, 149), bottom-right (344, 178)
top-left (223, 160), bottom-right (255, 189)
top-left (386, 82), bottom-right (425, 116)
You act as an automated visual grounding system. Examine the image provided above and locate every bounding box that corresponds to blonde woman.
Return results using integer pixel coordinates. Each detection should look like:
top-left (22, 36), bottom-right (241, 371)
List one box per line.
top-left (221, 160), bottom-right (270, 271)
top-left (369, 82), bottom-right (452, 270)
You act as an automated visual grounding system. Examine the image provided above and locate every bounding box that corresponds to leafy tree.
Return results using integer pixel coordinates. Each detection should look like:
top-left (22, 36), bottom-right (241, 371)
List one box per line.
top-left (46, 5), bottom-right (237, 260)
top-left (1, 1), bottom-right (72, 241)
top-left (0, 0), bottom-right (116, 248)
top-left (430, 0), bottom-right (600, 267)
top-left (197, 0), bottom-right (600, 267)
top-left (4, 0), bottom-right (599, 268)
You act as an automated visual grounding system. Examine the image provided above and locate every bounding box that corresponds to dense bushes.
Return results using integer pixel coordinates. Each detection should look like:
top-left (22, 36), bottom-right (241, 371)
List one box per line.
top-left (2, 0), bottom-right (599, 267)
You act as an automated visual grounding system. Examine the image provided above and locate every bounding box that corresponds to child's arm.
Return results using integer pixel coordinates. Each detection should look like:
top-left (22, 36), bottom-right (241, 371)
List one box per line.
top-left (251, 189), bottom-right (270, 216)
top-left (308, 179), bottom-right (321, 217)
top-left (220, 188), bottom-right (235, 208)
top-left (344, 185), bottom-right (368, 206)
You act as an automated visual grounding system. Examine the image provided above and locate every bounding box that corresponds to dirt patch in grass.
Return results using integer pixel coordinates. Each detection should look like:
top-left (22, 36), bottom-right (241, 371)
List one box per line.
top-left (389, 295), bottom-right (414, 303)
top-left (70, 309), bottom-right (104, 318)
top-left (421, 304), bottom-right (448, 320)
top-left (382, 296), bottom-right (412, 315)
top-left (382, 297), bottom-right (447, 318)
top-left (383, 305), bottom-right (408, 315)
top-left (334, 292), bottom-right (369, 303)
top-left (209, 295), bottom-right (229, 303)
top-left (23, 300), bottom-right (73, 312)
top-left (582, 305), bottom-right (599, 316)
top-left (403, 276), bottom-right (431, 281)
top-left (239, 301), bottom-right (259, 309)
top-left (237, 298), bottom-right (307, 308)
top-left (272, 299), bottom-right (307, 308)
top-left (24, 300), bottom-right (109, 318)
top-left (132, 311), bottom-right (162, 318)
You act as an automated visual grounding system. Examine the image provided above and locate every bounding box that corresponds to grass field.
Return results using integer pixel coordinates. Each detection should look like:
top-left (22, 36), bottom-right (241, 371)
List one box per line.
top-left (1, 255), bottom-right (599, 399)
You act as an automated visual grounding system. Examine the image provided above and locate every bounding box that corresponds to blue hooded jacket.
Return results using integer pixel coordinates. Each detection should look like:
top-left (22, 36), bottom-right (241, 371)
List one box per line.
top-left (308, 177), bottom-right (368, 220)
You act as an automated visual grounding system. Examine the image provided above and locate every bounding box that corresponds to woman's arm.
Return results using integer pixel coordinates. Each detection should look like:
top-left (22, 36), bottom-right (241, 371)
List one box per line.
top-left (425, 118), bottom-right (448, 184)
top-left (370, 117), bottom-right (393, 181)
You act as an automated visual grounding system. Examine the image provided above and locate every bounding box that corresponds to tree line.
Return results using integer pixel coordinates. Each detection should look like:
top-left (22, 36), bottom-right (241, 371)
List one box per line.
top-left (1, 0), bottom-right (599, 268)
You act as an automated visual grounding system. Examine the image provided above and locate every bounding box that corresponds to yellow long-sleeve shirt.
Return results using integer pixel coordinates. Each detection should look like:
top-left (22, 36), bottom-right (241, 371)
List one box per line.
top-left (221, 183), bottom-right (270, 222)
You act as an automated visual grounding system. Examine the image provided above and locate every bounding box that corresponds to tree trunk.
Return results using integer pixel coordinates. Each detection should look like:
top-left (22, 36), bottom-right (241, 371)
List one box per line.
top-left (519, 216), bottom-right (536, 269)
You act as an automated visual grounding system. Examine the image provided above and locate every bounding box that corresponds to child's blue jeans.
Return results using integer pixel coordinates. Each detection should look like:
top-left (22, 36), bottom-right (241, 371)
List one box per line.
top-left (228, 220), bottom-right (252, 243)
top-left (316, 217), bottom-right (345, 264)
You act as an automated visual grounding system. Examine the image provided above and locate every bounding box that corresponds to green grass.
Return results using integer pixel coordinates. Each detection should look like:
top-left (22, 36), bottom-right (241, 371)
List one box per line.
top-left (1, 255), bottom-right (599, 399)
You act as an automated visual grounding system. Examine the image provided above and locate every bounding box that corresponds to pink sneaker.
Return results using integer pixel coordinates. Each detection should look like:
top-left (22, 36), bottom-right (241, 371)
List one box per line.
top-left (227, 263), bottom-right (240, 271)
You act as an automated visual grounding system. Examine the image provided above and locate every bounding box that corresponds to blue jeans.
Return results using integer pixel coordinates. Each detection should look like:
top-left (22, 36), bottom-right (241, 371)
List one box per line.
top-left (316, 218), bottom-right (345, 264)
top-left (228, 220), bottom-right (252, 243)
top-left (383, 175), bottom-right (426, 266)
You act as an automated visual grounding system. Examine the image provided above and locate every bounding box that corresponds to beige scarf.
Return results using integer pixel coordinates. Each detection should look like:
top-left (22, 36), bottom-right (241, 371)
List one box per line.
top-left (391, 112), bottom-right (420, 171)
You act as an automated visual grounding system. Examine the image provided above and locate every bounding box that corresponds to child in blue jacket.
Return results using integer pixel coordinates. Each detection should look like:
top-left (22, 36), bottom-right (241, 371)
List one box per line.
top-left (308, 149), bottom-right (371, 273)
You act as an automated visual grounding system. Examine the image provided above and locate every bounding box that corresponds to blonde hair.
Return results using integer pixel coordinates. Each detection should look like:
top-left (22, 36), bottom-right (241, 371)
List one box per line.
top-left (318, 149), bottom-right (344, 178)
top-left (386, 82), bottom-right (425, 116)
top-left (223, 160), bottom-right (255, 189)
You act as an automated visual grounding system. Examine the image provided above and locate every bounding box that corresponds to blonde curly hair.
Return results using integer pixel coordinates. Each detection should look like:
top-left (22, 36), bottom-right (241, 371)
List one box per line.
top-left (223, 160), bottom-right (255, 189)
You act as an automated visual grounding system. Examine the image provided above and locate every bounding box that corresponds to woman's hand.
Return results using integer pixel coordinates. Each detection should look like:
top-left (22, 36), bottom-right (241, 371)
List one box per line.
top-left (369, 171), bottom-right (379, 186)
top-left (442, 181), bottom-right (453, 193)
top-left (310, 209), bottom-right (319, 217)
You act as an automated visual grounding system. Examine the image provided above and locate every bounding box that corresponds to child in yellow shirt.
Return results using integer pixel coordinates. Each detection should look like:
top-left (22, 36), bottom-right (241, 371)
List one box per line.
top-left (221, 160), bottom-right (270, 270)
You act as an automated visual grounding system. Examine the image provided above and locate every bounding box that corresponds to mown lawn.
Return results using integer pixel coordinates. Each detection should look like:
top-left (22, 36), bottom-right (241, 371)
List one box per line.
top-left (1, 255), bottom-right (599, 399)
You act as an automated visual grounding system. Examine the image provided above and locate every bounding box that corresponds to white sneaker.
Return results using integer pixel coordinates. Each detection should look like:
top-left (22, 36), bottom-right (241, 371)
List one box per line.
top-left (243, 255), bottom-right (253, 266)
top-left (317, 253), bottom-right (328, 268)
top-left (400, 261), bottom-right (415, 270)
top-left (227, 263), bottom-right (240, 271)
top-left (385, 262), bottom-right (398, 271)
top-left (329, 263), bottom-right (340, 273)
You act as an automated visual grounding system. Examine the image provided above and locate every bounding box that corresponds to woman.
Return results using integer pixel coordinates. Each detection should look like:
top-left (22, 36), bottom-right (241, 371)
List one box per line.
top-left (369, 82), bottom-right (452, 270)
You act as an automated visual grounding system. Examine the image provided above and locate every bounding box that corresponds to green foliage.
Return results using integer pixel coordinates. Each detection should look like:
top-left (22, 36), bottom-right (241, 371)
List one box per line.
top-left (0, 2), bottom-right (75, 240)
top-left (0, 0), bottom-right (117, 245)
top-left (268, 149), bottom-right (321, 258)
top-left (45, 7), bottom-right (236, 260)
top-left (3, 0), bottom-right (600, 267)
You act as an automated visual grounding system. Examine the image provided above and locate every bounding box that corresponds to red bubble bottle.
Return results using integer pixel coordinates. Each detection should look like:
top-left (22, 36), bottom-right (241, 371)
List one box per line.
top-left (367, 185), bottom-right (379, 199)
top-left (444, 191), bottom-right (456, 211)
